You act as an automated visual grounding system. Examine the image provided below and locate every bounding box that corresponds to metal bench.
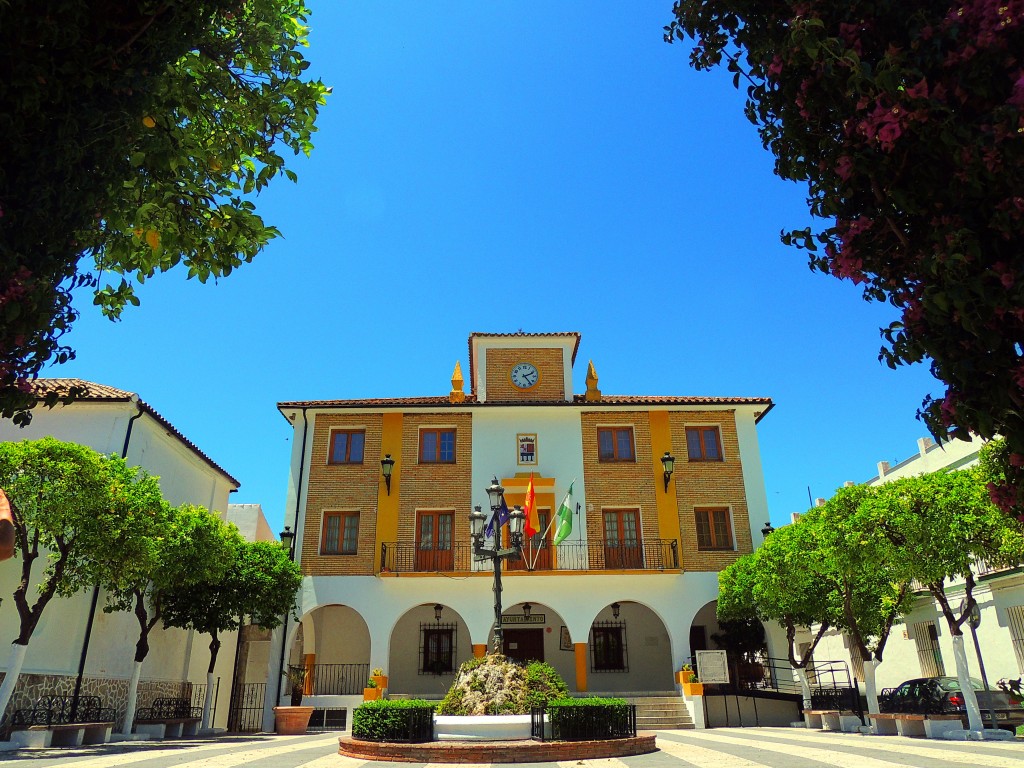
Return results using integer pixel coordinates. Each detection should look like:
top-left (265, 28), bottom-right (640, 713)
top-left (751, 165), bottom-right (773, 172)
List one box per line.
top-left (134, 697), bottom-right (202, 739)
top-left (10, 695), bottom-right (115, 747)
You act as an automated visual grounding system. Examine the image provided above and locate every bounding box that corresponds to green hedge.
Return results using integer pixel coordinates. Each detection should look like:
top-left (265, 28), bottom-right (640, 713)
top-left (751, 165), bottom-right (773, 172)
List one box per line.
top-left (545, 697), bottom-right (634, 741)
top-left (351, 699), bottom-right (436, 743)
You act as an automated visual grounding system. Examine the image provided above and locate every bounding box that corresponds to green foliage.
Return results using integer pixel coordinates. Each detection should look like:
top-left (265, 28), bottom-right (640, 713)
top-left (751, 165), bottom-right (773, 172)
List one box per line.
top-left (351, 699), bottom-right (435, 742)
top-left (0, 1), bottom-right (329, 423)
top-left (0, 438), bottom-right (116, 642)
top-left (366, 678), bottom-right (377, 689)
top-left (161, 531), bottom-right (300, 672)
top-left (523, 660), bottom-right (571, 711)
top-left (546, 698), bottom-right (633, 741)
top-left (665, 3), bottom-right (1024, 512)
top-left (717, 521), bottom-right (845, 667)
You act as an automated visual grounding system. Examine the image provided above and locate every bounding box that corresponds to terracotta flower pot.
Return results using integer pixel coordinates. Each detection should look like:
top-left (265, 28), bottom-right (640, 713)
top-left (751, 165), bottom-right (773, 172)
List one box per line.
top-left (371, 675), bottom-right (389, 690)
top-left (274, 705), bottom-right (314, 734)
top-left (682, 682), bottom-right (704, 696)
top-left (363, 687), bottom-right (381, 701)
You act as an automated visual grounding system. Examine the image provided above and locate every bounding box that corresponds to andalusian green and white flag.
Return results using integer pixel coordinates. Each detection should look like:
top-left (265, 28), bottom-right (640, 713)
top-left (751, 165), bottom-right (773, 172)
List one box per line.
top-left (552, 482), bottom-right (575, 545)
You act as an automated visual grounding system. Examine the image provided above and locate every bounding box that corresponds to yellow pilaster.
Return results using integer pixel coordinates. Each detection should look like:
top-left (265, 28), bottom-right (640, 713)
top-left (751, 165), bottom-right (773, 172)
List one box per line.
top-left (574, 643), bottom-right (588, 692)
top-left (650, 411), bottom-right (682, 559)
top-left (376, 412), bottom-right (403, 572)
top-left (472, 644), bottom-right (487, 659)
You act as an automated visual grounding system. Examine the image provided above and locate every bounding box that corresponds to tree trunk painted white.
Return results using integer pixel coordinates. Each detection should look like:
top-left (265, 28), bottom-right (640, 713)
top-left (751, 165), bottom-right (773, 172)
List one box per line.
top-left (795, 667), bottom-right (812, 706)
top-left (0, 642), bottom-right (28, 722)
top-left (951, 634), bottom-right (984, 735)
top-left (202, 672), bottom-right (215, 730)
top-left (121, 660), bottom-right (144, 735)
top-left (863, 658), bottom-right (881, 714)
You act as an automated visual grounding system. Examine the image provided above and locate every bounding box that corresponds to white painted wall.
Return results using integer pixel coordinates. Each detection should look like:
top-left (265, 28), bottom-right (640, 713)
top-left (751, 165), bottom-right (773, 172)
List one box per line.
top-left (0, 398), bottom-right (239, 727)
top-left (734, 410), bottom-right (772, 549)
top-left (471, 407), bottom-right (586, 542)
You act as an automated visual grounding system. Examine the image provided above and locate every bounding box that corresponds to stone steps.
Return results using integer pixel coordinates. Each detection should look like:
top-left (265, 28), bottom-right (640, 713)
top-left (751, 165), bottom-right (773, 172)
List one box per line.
top-left (627, 696), bottom-right (694, 730)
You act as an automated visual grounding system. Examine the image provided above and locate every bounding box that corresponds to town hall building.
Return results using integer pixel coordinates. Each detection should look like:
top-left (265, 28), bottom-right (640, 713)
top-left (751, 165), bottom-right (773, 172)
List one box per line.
top-left (264, 332), bottom-right (775, 727)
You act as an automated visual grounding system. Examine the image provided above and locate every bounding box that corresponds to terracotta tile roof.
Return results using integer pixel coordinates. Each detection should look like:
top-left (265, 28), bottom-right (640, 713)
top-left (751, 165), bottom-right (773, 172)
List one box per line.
top-left (29, 379), bottom-right (240, 487)
top-left (277, 393), bottom-right (774, 422)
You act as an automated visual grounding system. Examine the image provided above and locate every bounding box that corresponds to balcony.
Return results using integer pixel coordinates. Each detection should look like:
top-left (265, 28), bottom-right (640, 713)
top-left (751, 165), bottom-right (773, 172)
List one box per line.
top-left (379, 539), bottom-right (678, 574)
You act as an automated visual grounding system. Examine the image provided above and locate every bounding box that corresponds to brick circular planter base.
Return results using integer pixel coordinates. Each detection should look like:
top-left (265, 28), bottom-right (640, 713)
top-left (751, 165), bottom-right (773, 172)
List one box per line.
top-left (339, 733), bottom-right (659, 763)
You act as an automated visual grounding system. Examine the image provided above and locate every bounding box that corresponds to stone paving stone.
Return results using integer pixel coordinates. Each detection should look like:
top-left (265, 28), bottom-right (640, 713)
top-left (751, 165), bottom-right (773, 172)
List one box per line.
top-left (2, 728), bottom-right (1021, 768)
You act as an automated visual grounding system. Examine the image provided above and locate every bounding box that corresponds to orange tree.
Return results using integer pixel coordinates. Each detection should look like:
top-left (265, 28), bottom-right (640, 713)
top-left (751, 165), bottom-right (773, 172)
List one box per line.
top-left (665, 2), bottom-right (1024, 516)
top-left (0, 1), bottom-right (328, 423)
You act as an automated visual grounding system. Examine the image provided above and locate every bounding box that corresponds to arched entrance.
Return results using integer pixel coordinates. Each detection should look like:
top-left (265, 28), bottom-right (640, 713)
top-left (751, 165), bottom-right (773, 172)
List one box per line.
top-left (388, 603), bottom-right (471, 697)
top-left (297, 605), bottom-right (371, 695)
top-left (585, 601), bottom-right (674, 693)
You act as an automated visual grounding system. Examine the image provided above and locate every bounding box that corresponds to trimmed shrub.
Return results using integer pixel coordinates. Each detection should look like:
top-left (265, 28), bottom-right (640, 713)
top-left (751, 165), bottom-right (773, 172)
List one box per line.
top-left (351, 699), bottom-right (435, 743)
top-left (545, 697), bottom-right (634, 741)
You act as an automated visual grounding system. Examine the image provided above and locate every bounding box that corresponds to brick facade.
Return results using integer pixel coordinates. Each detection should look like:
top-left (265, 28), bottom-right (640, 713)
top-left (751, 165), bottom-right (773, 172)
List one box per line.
top-left (670, 410), bottom-right (753, 571)
top-left (301, 413), bottom-right (383, 575)
top-left (484, 347), bottom-right (565, 401)
top-left (398, 413), bottom-right (473, 547)
top-left (579, 411), bottom-right (660, 561)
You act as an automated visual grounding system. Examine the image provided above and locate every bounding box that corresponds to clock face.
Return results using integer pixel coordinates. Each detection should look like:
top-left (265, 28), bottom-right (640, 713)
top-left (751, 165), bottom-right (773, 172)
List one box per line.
top-left (510, 362), bottom-right (540, 389)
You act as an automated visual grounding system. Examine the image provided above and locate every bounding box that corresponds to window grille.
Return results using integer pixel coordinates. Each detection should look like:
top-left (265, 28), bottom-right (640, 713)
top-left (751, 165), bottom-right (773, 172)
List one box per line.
top-left (912, 621), bottom-right (945, 677)
top-left (1007, 604), bottom-right (1024, 673)
top-left (419, 623), bottom-right (457, 675)
top-left (589, 620), bottom-right (628, 672)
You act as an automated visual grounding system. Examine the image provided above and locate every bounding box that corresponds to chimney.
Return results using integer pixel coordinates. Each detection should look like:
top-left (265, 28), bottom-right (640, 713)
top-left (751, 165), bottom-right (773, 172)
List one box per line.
top-left (917, 437), bottom-right (934, 457)
top-left (877, 460), bottom-right (890, 477)
top-left (815, 497), bottom-right (826, 507)
top-left (844, 480), bottom-right (855, 487)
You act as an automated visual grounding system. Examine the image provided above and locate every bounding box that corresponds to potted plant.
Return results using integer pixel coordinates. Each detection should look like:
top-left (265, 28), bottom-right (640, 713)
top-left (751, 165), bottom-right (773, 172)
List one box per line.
top-left (273, 665), bottom-right (315, 734)
top-left (363, 677), bottom-right (381, 701)
top-left (371, 667), bottom-right (389, 690)
top-left (675, 663), bottom-right (694, 686)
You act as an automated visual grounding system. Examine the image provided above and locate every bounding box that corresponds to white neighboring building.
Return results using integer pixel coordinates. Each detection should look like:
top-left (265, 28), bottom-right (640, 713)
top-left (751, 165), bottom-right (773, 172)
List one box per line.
top-left (809, 435), bottom-right (1024, 691)
top-left (0, 379), bottom-right (241, 731)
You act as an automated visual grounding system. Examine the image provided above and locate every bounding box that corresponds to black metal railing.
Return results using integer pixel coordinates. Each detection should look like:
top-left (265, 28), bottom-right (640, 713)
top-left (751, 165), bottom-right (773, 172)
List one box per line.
top-left (380, 539), bottom-right (678, 574)
top-left (531, 704), bottom-right (637, 742)
top-left (227, 682), bottom-right (265, 733)
top-left (307, 663), bottom-right (369, 695)
top-left (687, 656), bottom-right (852, 701)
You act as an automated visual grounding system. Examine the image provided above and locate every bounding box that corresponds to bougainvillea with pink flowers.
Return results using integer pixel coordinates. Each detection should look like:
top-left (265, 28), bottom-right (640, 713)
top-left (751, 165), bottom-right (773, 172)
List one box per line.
top-left (666, 2), bottom-right (1024, 518)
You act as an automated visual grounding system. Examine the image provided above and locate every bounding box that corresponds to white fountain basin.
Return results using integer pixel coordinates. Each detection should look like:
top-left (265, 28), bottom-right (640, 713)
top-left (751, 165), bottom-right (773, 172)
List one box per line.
top-left (433, 714), bottom-right (545, 741)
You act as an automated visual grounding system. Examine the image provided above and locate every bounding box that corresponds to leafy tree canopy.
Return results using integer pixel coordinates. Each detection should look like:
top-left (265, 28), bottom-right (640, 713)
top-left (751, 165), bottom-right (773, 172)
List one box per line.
top-left (666, 2), bottom-right (1024, 515)
top-left (161, 535), bottom-right (301, 671)
top-left (0, 1), bottom-right (329, 423)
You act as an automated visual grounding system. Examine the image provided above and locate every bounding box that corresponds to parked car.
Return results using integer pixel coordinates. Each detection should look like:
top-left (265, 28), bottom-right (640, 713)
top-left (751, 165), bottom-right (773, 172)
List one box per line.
top-left (879, 677), bottom-right (1024, 731)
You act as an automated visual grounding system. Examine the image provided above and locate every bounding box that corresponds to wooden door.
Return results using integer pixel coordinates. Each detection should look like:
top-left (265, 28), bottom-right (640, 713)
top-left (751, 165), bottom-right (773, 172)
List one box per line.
top-left (603, 509), bottom-right (642, 568)
top-left (416, 510), bottom-right (453, 571)
top-left (503, 628), bottom-right (545, 663)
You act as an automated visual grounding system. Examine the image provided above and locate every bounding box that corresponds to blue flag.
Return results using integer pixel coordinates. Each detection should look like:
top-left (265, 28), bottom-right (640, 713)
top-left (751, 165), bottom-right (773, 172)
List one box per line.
top-left (485, 495), bottom-right (511, 539)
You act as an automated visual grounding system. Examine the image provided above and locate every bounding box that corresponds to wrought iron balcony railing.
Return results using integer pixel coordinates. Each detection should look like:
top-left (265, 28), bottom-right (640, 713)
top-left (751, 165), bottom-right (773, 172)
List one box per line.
top-left (379, 539), bottom-right (678, 574)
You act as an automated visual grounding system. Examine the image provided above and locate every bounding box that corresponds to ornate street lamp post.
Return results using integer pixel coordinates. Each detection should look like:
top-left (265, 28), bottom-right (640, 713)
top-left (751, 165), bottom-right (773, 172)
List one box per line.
top-left (469, 477), bottom-right (525, 654)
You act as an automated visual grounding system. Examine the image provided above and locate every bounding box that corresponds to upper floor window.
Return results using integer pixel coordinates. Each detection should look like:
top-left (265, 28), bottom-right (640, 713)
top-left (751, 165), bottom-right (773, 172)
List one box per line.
top-left (420, 428), bottom-right (456, 463)
top-left (695, 507), bottom-right (733, 551)
top-left (598, 427), bottom-right (635, 462)
top-left (686, 426), bottom-right (722, 462)
top-left (329, 429), bottom-right (365, 464)
top-left (322, 511), bottom-right (360, 555)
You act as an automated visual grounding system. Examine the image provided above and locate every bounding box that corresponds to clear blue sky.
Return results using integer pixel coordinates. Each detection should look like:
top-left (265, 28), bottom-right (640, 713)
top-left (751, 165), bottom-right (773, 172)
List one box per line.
top-left (51, 2), bottom-right (940, 535)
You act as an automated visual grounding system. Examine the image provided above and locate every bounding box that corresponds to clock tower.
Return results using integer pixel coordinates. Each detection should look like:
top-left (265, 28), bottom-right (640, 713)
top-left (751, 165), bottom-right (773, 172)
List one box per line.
top-left (468, 332), bottom-right (580, 403)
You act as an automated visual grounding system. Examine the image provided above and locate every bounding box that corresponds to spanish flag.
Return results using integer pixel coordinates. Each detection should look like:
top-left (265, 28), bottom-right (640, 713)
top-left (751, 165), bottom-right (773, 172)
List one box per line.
top-left (523, 473), bottom-right (539, 537)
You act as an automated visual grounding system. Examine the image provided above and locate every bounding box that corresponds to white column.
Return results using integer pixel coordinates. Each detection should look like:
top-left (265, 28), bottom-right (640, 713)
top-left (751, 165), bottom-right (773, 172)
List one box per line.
top-left (261, 624), bottom-right (285, 733)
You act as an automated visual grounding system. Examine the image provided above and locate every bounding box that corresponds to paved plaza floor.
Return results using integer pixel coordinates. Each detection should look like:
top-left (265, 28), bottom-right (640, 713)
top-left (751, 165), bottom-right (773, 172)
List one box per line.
top-left (0, 728), bottom-right (1021, 768)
